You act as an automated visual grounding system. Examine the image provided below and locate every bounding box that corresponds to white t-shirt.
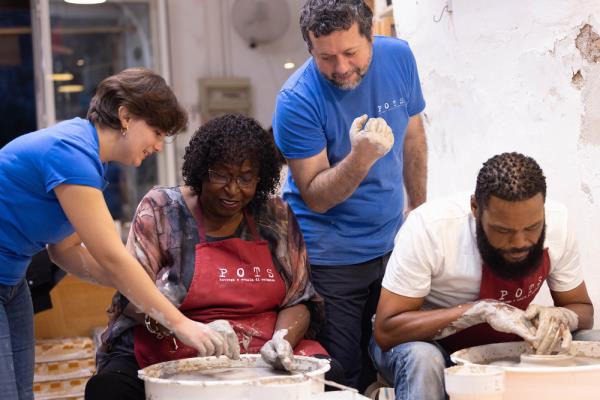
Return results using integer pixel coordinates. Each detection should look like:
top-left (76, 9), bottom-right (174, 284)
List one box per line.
top-left (382, 193), bottom-right (583, 310)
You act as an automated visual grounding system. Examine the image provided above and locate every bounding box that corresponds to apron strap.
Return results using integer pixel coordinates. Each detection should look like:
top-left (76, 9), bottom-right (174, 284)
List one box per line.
top-left (195, 203), bottom-right (261, 243)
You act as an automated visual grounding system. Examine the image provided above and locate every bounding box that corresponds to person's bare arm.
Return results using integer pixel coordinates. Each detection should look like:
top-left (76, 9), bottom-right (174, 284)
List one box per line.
top-left (550, 282), bottom-right (594, 330)
top-left (288, 115), bottom-right (394, 213)
top-left (374, 288), bottom-right (537, 352)
top-left (274, 303), bottom-right (310, 348)
top-left (374, 289), bottom-right (468, 351)
top-left (288, 149), bottom-right (370, 213)
top-left (47, 232), bottom-right (113, 286)
top-left (53, 183), bottom-right (227, 357)
top-left (403, 114), bottom-right (427, 212)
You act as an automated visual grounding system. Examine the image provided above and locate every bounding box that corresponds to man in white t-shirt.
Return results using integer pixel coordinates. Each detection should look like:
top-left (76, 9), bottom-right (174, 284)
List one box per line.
top-left (370, 152), bottom-right (597, 400)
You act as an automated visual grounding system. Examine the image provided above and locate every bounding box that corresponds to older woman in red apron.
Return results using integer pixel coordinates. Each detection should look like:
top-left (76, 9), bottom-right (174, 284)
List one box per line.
top-left (85, 114), bottom-right (344, 400)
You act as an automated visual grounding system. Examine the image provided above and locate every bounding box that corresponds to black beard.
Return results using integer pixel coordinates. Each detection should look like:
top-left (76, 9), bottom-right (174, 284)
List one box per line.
top-left (476, 219), bottom-right (546, 280)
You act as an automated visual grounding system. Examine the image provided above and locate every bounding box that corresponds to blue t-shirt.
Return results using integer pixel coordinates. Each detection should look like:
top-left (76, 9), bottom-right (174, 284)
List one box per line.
top-left (0, 117), bottom-right (107, 285)
top-left (273, 36), bottom-right (425, 265)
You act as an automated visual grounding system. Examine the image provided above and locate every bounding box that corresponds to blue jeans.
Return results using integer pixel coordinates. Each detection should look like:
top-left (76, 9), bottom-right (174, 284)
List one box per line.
top-left (369, 337), bottom-right (450, 400)
top-left (0, 279), bottom-right (34, 400)
top-left (573, 329), bottom-right (600, 341)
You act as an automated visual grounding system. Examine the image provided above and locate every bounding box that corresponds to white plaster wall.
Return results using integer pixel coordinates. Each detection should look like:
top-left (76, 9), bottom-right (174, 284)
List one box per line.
top-left (393, 1), bottom-right (600, 326)
top-left (165, 0), bottom-right (309, 175)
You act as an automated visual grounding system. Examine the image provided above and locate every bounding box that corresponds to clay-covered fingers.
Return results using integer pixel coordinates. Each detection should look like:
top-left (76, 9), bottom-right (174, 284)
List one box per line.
top-left (560, 323), bottom-right (573, 352)
top-left (510, 318), bottom-right (538, 343)
top-left (534, 318), bottom-right (573, 355)
top-left (199, 322), bottom-right (224, 357)
top-left (273, 336), bottom-right (295, 370)
top-left (172, 319), bottom-right (225, 357)
top-left (364, 118), bottom-right (394, 152)
top-left (349, 114), bottom-right (368, 135)
top-left (206, 319), bottom-right (241, 360)
top-left (364, 118), bottom-right (393, 138)
top-left (534, 317), bottom-right (559, 354)
top-left (260, 329), bottom-right (295, 371)
top-left (524, 304), bottom-right (542, 321)
top-left (524, 304), bottom-right (578, 354)
top-left (364, 117), bottom-right (388, 133)
top-left (481, 302), bottom-right (537, 342)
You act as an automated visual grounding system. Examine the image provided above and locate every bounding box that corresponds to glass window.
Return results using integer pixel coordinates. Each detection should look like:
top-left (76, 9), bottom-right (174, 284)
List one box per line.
top-left (0, 1), bottom-right (37, 147)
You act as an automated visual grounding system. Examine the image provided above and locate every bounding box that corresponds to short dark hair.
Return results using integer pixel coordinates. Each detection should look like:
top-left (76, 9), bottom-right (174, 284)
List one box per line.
top-left (300, 0), bottom-right (373, 51)
top-left (475, 152), bottom-right (547, 210)
top-left (182, 114), bottom-right (282, 213)
top-left (87, 67), bottom-right (187, 136)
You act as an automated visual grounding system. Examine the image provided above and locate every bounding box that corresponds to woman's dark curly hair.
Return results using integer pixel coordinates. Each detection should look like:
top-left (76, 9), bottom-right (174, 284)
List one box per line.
top-left (182, 114), bottom-right (282, 213)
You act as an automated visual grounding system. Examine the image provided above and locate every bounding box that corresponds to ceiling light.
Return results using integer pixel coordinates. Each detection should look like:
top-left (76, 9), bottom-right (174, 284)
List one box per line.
top-left (64, 0), bottom-right (106, 4)
top-left (58, 84), bottom-right (84, 93)
top-left (76, 59), bottom-right (85, 66)
top-left (51, 73), bottom-right (74, 82)
top-left (283, 62), bottom-right (295, 70)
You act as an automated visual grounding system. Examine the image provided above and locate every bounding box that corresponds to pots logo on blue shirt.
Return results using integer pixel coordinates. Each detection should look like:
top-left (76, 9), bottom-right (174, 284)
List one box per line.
top-left (377, 97), bottom-right (407, 114)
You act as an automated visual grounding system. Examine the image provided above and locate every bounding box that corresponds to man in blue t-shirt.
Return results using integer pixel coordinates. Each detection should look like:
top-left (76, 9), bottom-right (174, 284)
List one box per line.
top-left (272, 0), bottom-right (427, 390)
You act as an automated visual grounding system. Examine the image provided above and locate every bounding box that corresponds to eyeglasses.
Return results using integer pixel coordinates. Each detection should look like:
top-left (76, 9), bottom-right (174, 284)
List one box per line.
top-left (207, 169), bottom-right (259, 189)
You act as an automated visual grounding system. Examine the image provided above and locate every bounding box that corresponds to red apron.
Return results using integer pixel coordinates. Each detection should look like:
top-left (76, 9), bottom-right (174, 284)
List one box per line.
top-left (437, 249), bottom-right (550, 355)
top-left (134, 206), bottom-right (326, 368)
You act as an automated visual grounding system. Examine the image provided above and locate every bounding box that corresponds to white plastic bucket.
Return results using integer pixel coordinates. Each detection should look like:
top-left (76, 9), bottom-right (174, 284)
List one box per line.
top-left (138, 354), bottom-right (330, 400)
top-left (444, 364), bottom-right (504, 400)
top-left (451, 341), bottom-right (600, 400)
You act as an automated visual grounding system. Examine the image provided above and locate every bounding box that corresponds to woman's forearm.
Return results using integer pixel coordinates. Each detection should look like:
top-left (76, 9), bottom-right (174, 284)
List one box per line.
top-left (275, 303), bottom-right (310, 348)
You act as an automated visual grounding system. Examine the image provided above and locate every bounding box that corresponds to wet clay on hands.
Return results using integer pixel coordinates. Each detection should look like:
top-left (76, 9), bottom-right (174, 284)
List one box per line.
top-left (260, 329), bottom-right (297, 371)
top-left (524, 304), bottom-right (578, 355)
top-left (349, 115), bottom-right (394, 163)
top-left (435, 300), bottom-right (537, 342)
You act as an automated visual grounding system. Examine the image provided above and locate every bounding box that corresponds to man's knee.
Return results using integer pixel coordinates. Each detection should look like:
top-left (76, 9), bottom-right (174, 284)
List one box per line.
top-left (573, 329), bottom-right (600, 342)
top-left (371, 341), bottom-right (445, 384)
top-left (394, 341), bottom-right (446, 376)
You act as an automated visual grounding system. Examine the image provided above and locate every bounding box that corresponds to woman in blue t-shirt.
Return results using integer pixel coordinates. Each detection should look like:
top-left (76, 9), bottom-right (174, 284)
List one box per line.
top-left (0, 68), bottom-right (238, 400)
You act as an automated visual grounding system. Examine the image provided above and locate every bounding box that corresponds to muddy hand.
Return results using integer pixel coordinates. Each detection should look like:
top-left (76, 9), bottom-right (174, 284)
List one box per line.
top-left (349, 115), bottom-right (394, 165)
top-left (260, 329), bottom-right (296, 371)
top-left (207, 319), bottom-right (241, 360)
top-left (465, 300), bottom-right (537, 342)
top-left (172, 319), bottom-right (226, 357)
top-left (524, 304), bottom-right (578, 355)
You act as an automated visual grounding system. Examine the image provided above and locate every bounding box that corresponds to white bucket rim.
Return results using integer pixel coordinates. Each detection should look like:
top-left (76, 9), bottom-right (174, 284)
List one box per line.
top-left (138, 354), bottom-right (330, 387)
top-left (451, 340), bottom-right (600, 373)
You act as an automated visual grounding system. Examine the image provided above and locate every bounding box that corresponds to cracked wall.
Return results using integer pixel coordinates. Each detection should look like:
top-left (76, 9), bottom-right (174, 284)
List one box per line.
top-left (393, 0), bottom-right (600, 326)
top-left (575, 24), bottom-right (600, 147)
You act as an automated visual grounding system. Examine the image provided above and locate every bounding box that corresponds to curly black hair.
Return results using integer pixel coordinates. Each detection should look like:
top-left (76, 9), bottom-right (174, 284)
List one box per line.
top-left (182, 114), bottom-right (282, 213)
top-left (475, 152), bottom-right (547, 211)
top-left (300, 0), bottom-right (373, 52)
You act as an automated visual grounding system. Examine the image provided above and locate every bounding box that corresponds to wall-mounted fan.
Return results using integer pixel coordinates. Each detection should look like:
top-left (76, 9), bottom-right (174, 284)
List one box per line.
top-left (231, 0), bottom-right (291, 48)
